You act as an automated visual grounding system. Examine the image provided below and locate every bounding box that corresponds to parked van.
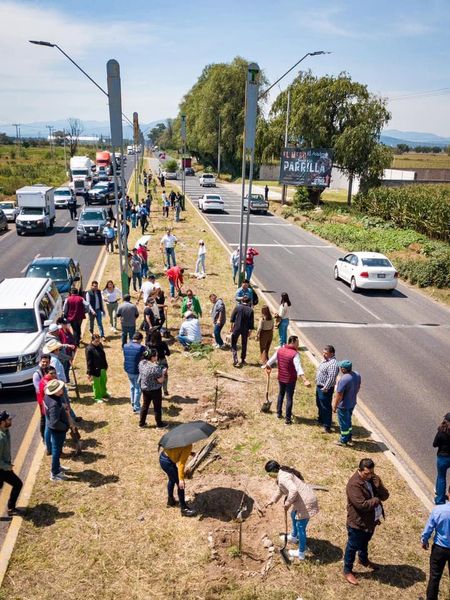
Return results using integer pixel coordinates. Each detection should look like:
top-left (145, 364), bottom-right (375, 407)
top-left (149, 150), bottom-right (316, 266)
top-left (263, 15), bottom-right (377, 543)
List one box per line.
top-left (0, 278), bottom-right (62, 389)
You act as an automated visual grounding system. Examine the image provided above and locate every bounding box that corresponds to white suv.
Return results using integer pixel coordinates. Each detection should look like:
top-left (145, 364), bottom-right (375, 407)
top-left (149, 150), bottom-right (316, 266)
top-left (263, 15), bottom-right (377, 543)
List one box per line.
top-left (0, 278), bottom-right (62, 390)
top-left (199, 173), bottom-right (216, 187)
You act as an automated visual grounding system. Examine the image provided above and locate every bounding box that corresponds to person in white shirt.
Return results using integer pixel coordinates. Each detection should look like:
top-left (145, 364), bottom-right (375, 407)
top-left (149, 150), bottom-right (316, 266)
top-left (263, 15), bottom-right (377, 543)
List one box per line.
top-left (230, 249), bottom-right (240, 284)
top-left (276, 292), bottom-right (291, 347)
top-left (102, 280), bottom-right (122, 331)
top-left (195, 240), bottom-right (207, 278)
top-left (136, 274), bottom-right (161, 305)
top-left (176, 311), bottom-right (202, 350)
top-left (160, 228), bottom-right (178, 269)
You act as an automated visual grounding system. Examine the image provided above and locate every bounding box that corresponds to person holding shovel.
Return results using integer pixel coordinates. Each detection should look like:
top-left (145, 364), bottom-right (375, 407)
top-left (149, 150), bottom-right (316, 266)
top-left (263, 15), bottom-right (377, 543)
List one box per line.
top-left (264, 460), bottom-right (319, 562)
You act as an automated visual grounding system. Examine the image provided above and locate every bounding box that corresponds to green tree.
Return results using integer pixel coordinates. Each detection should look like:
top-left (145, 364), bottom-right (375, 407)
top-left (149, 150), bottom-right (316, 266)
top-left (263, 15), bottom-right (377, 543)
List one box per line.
top-left (268, 71), bottom-right (392, 204)
top-left (178, 57), bottom-right (267, 176)
top-left (396, 143), bottom-right (410, 153)
top-left (0, 133), bottom-right (13, 145)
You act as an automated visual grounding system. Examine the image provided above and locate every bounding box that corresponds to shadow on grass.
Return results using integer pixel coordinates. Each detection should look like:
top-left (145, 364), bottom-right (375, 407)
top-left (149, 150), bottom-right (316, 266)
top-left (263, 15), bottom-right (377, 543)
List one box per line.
top-left (70, 451), bottom-right (107, 464)
top-left (106, 396), bottom-right (130, 406)
top-left (170, 395), bottom-right (199, 405)
top-left (23, 503), bottom-right (75, 527)
top-left (307, 537), bottom-right (343, 564)
top-left (192, 487), bottom-right (254, 522)
top-left (68, 469), bottom-right (119, 488)
top-left (78, 419), bottom-right (108, 433)
top-left (165, 404), bottom-right (182, 417)
top-left (351, 439), bottom-right (387, 453)
top-left (357, 563), bottom-right (426, 588)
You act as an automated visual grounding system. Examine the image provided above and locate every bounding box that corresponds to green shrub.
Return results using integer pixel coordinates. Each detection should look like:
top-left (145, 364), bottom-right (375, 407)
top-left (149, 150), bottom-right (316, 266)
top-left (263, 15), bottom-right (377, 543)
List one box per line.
top-left (163, 158), bottom-right (178, 173)
top-left (292, 187), bottom-right (313, 211)
top-left (396, 251), bottom-right (450, 288)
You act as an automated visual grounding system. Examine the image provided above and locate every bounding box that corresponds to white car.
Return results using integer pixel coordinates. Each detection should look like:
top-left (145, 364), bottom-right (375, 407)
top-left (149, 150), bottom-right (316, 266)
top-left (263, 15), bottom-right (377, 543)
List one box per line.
top-left (54, 186), bottom-right (73, 208)
top-left (198, 194), bottom-right (225, 213)
top-left (334, 252), bottom-right (398, 293)
top-left (0, 201), bottom-right (19, 222)
top-left (199, 173), bottom-right (216, 187)
top-left (163, 171), bottom-right (178, 180)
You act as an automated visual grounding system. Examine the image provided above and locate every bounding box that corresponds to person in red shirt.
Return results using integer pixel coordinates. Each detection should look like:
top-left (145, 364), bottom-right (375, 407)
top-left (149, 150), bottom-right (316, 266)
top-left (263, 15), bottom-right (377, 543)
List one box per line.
top-left (63, 288), bottom-right (88, 345)
top-left (166, 266), bottom-right (184, 298)
top-left (245, 247), bottom-right (259, 282)
top-left (136, 243), bottom-right (149, 278)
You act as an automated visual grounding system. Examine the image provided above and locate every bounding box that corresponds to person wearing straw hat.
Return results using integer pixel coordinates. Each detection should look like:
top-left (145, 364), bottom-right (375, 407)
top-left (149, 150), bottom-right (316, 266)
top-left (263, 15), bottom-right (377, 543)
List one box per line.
top-left (0, 411), bottom-right (24, 515)
top-left (43, 379), bottom-right (70, 482)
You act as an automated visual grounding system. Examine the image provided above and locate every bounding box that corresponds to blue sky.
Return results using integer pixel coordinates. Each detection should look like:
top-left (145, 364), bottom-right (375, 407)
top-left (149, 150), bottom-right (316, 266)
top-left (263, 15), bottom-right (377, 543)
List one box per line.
top-left (1, 0), bottom-right (450, 135)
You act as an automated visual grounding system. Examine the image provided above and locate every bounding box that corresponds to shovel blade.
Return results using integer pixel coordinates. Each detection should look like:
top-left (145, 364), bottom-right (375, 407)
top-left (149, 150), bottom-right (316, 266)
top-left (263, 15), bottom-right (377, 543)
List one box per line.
top-left (280, 548), bottom-right (291, 566)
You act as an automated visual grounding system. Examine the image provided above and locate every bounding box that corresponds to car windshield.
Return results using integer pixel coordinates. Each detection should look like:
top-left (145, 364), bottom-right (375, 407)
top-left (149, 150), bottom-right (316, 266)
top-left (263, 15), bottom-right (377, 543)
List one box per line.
top-left (72, 169), bottom-right (88, 176)
top-left (0, 309), bottom-right (37, 333)
top-left (362, 258), bottom-right (392, 267)
top-left (55, 190), bottom-right (70, 196)
top-left (27, 264), bottom-right (68, 281)
top-left (203, 174), bottom-right (214, 179)
top-left (250, 194), bottom-right (265, 201)
top-left (206, 196), bottom-right (222, 201)
top-left (0, 203), bottom-right (14, 209)
top-left (20, 207), bottom-right (43, 216)
top-left (92, 185), bottom-right (106, 191)
top-left (81, 212), bottom-right (104, 221)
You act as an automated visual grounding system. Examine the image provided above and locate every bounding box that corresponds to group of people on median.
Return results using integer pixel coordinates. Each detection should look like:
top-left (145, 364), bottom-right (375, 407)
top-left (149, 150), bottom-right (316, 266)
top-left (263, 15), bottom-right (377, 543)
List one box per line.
top-left (0, 172), bottom-right (448, 599)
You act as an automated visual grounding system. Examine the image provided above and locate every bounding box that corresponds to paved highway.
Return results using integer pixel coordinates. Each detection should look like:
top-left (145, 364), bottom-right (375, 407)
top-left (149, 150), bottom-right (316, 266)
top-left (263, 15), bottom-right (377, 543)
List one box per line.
top-left (154, 160), bottom-right (449, 493)
top-left (0, 160), bottom-right (134, 459)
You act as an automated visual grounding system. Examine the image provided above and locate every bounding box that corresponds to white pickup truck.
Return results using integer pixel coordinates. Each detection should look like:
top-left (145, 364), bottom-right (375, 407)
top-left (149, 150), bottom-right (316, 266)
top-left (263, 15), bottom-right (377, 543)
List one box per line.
top-left (199, 173), bottom-right (216, 187)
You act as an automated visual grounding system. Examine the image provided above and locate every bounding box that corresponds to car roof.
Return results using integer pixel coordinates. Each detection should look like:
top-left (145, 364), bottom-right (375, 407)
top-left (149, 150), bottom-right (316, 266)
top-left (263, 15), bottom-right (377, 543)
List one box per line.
top-left (350, 252), bottom-right (389, 259)
top-left (205, 194), bottom-right (222, 198)
top-left (55, 186), bottom-right (71, 192)
top-left (82, 207), bottom-right (107, 212)
top-left (28, 256), bottom-right (72, 266)
top-left (0, 278), bottom-right (51, 308)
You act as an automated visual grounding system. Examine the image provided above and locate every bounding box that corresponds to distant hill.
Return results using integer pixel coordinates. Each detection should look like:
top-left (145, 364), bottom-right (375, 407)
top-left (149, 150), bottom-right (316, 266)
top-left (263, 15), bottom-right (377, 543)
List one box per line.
top-left (0, 119), bottom-right (167, 139)
top-left (381, 129), bottom-right (450, 148)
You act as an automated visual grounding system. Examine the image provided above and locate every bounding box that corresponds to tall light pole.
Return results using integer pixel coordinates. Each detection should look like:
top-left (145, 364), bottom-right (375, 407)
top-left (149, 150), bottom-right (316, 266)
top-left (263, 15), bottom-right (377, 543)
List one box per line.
top-left (180, 114), bottom-right (186, 200)
top-left (217, 114), bottom-right (221, 179)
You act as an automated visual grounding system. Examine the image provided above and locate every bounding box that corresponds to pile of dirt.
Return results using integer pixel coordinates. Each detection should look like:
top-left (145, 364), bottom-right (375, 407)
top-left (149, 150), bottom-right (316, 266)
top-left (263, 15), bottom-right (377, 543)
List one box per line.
top-left (195, 406), bottom-right (246, 429)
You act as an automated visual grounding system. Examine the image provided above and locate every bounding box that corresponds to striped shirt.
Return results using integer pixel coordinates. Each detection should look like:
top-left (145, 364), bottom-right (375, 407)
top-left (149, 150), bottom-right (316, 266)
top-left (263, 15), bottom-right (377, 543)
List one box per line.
top-left (316, 357), bottom-right (339, 391)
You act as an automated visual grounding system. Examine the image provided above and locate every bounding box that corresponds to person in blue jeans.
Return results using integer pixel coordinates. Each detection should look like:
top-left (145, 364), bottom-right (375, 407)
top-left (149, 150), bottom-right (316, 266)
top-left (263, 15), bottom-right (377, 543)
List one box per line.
top-left (264, 460), bottom-right (319, 561)
top-left (117, 295), bottom-right (139, 347)
top-left (276, 292), bottom-right (291, 347)
top-left (86, 281), bottom-right (105, 339)
top-left (43, 379), bottom-right (70, 482)
top-left (332, 360), bottom-right (361, 447)
top-left (123, 331), bottom-right (145, 413)
top-left (433, 413), bottom-right (450, 505)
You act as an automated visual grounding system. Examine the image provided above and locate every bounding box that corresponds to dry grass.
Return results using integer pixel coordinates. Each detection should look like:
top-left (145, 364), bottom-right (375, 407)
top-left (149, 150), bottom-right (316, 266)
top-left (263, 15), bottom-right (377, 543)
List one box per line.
top-left (0, 155), bottom-right (434, 600)
top-left (392, 152), bottom-right (450, 170)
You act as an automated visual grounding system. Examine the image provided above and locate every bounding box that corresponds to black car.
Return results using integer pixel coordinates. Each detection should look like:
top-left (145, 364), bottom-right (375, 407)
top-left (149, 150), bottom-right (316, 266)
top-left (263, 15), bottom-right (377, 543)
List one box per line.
top-left (25, 257), bottom-right (82, 298)
top-left (86, 182), bottom-right (122, 205)
top-left (0, 209), bottom-right (8, 233)
top-left (185, 167), bottom-right (195, 176)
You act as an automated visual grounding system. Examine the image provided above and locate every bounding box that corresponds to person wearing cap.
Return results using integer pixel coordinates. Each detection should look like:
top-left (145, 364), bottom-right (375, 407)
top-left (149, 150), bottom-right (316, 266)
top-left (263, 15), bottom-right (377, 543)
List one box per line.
top-left (181, 289), bottom-right (202, 318)
top-left (432, 413), bottom-right (450, 505)
top-left (0, 411), bottom-right (23, 515)
top-left (332, 360), bottom-right (361, 447)
top-left (43, 379), bottom-right (70, 481)
top-left (43, 339), bottom-right (67, 384)
top-left (195, 240), bottom-right (207, 278)
top-left (177, 311), bottom-right (202, 350)
top-left (85, 334), bottom-right (109, 403)
top-left (136, 274), bottom-right (161, 306)
top-left (45, 323), bottom-right (74, 382)
top-left (39, 366), bottom-right (57, 455)
top-left (102, 221), bottom-right (116, 254)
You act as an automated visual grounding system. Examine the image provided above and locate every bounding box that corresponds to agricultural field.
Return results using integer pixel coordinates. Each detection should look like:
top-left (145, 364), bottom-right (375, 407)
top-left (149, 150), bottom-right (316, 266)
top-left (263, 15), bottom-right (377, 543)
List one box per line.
top-left (392, 152), bottom-right (450, 170)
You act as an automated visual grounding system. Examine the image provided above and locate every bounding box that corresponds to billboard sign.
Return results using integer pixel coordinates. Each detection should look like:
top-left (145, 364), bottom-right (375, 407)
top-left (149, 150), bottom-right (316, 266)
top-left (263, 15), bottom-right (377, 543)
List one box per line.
top-left (279, 148), bottom-right (333, 187)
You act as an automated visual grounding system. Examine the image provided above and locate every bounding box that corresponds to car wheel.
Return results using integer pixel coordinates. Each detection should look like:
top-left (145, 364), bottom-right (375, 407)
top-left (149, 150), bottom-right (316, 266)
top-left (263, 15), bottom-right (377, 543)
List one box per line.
top-left (263, 210), bottom-right (268, 215)
top-left (350, 277), bottom-right (358, 293)
top-left (334, 266), bottom-right (340, 280)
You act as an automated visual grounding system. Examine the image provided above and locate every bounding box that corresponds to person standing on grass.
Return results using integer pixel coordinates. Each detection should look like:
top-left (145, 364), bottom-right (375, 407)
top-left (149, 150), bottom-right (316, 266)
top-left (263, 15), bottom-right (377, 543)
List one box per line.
top-left (147, 329), bottom-right (171, 396)
top-left (130, 204), bottom-right (137, 228)
top-left (123, 331), bottom-right (145, 414)
top-left (130, 248), bottom-right (143, 293)
top-left (256, 305), bottom-right (274, 364)
top-left (103, 221), bottom-right (116, 254)
top-left (155, 287), bottom-right (167, 328)
top-left (264, 460), bottom-right (319, 562)
top-left (85, 334), bottom-right (110, 403)
top-left (138, 348), bottom-right (167, 428)
top-left (160, 228), bottom-right (178, 268)
top-left (137, 274), bottom-right (161, 306)
top-left (0, 411), bottom-right (24, 515)
top-left (235, 279), bottom-right (254, 306)
top-left (230, 295), bottom-right (254, 367)
top-left (177, 311), bottom-right (202, 350)
top-left (174, 194), bottom-right (181, 222)
top-left (209, 293), bottom-right (226, 349)
top-left (332, 360), bottom-right (361, 447)
top-left (63, 288), bottom-right (88, 346)
top-left (315, 345), bottom-right (340, 434)
top-left (163, 191), bottom-right (171, 218)
top-left (264, 335), bottom-right (311, 424)
top-left (102, 280), bottom-right (122, 333)
top-left (145, 192), bottom-right (152, 212)
top-left (433, 413), bottom-right (450, 506)
top-left (276, 292), bottom-right (291, 347)
top-left (245, 246), bottom-right (259, 282)
top-left (143, 297), bottom-right (162, 343)
top-left (230, 248), bottom-right (240, 284)
top-left (137, 243), bottom-right (149, 279)
top-left (139, 205), bottom-right (149, 234)
top-left (159, 442), bottom-right (197, 517)
top-left (343, 458), bottom-right (389, 586)
top-left (33, 355), bottom-right (51, 444)
top-left (421, 485), bottom-right (450, 600)
top-left (195, 240), bottom-right (207, 278)
top-left (85, 281), bottom-right (106, 341)
top-left (166, 265), bottom-right (184, 298)
top-left (117, 294), bottom-right (139, 346)
top-left (181, 289), bottom-right (202, 318)
top-left (43, 379), bottom-right (70, 482)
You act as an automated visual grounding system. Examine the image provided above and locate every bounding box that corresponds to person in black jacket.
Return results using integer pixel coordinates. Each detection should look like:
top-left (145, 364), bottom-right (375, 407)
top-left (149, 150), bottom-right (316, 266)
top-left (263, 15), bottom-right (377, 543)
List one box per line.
top-left (85, 334), bottom-right (109, 403)
top-left (43, 379), bottom-right (70, 481)
top-left (433, 412), bottom-right (450, 505)
top-left (229, 295), bottom-right (254, 368)
top-left (147, 329), bottom-right (170, 395)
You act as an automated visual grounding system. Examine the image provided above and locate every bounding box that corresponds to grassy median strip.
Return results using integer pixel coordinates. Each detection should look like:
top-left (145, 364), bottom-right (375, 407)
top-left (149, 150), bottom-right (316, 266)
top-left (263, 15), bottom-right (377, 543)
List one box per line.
top-left (0, 162), bottom-right (431, 600)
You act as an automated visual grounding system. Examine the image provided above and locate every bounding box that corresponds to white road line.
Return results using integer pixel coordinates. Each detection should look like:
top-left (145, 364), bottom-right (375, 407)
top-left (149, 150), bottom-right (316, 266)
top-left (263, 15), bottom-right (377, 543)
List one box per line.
top-left (295, 321), bottom-right (449, 329)
top-left (272, 238), bottom-right (293, 254)
top-left (337, 286), bottom-right (382, 321)
top-left (228, 243), bottom-right (335, 248)
top-left (209, 221), bottom-right (292, 226)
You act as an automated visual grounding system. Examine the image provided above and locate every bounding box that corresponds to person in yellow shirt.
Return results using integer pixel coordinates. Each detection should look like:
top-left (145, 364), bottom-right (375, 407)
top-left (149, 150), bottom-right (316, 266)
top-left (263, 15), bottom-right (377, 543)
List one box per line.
top-left (159, 444), bottom-right (197, 517)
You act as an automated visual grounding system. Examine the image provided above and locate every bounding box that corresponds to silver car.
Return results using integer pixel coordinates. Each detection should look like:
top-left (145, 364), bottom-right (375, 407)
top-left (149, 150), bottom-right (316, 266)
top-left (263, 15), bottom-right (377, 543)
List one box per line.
top-left (0, 201), bottom-right (19, 222)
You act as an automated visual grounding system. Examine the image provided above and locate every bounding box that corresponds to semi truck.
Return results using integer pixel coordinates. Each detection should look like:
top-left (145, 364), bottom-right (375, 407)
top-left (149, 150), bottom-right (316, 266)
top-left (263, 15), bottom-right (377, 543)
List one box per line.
top-left (69, 156), bottom-right (92, 194)
top-left (96, 151), bottom-right (112, 174)
top-left (15, 185), bottom-right (55, 236)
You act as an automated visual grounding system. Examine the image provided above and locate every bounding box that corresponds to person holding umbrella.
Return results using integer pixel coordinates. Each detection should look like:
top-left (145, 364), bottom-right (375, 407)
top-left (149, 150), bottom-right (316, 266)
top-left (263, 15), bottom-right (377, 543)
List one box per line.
top-left (158, 420), bottom-right (216, 517)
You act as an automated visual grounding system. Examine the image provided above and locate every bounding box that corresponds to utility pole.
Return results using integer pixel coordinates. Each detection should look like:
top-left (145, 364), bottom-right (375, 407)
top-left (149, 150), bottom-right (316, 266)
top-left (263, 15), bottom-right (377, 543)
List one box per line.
top-left (217, 114), bottom-right (221, 179)
top-left (133, 112), bottom-right (139, 205)
top-left (62, 128), bottom-right (68, 174)
top-left (12, 124), bottom-right (21, 149)
top-left (238, 62), bottom-right (260, 285)
top-left (46, 125), bottom-right (54, 158)
top-left (181, 114), bottom-right (186, 200)
top-left (281, 87), bottom-right (291, 205)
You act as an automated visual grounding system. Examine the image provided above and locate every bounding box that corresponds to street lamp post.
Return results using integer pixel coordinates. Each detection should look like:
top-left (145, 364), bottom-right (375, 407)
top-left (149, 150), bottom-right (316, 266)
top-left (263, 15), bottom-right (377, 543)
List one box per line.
top-left (181, 114), bottom-right (186, 200)
top-left (217, 114), bottom-right (221, 179)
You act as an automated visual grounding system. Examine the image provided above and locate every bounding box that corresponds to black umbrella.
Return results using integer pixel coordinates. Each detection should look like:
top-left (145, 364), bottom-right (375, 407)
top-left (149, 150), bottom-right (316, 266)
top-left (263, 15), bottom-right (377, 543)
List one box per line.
top-left (158, 420), bottom-right (216, 449)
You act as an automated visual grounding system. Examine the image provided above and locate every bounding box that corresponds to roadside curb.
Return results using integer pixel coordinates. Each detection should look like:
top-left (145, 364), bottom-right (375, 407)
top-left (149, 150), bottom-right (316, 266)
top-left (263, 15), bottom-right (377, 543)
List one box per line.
top-left (175, 171), bottom-right (434, 512)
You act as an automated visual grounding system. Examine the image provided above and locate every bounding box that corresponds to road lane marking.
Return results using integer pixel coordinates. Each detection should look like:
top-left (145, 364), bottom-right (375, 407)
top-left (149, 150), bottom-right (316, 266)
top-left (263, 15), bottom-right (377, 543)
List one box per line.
top-left (209, 221), bottom-right (292, 226)
top-left (272, 238), bottom-right (294, 254)
top-left (228, 243), bottom-right (335, 248)
top-left (337, 286), bottom-right (382, 321)
top-left (295, 321), bottom-right (449, 329)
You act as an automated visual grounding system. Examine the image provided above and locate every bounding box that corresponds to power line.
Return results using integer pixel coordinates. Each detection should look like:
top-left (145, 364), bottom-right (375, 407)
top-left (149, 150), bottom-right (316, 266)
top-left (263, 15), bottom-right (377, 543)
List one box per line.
top-left (388, 86), bottom-right (450, 101)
